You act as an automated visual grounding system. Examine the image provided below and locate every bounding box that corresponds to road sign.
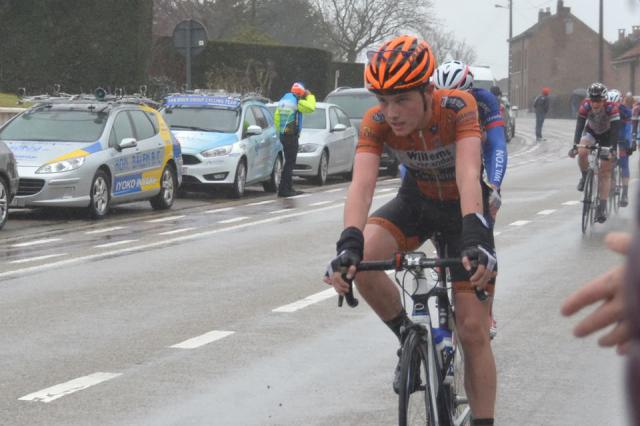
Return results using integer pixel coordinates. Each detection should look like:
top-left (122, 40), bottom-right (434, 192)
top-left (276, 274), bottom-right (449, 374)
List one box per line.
top-left (172, 20), bottom-right (208, 89)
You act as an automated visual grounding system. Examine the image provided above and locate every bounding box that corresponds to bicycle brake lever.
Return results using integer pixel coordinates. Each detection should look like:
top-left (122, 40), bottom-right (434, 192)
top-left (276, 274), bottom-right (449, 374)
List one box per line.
top-left (338, 274), bottom-right (359, 308)
top-left (469, 259), bottom-right (489, 302)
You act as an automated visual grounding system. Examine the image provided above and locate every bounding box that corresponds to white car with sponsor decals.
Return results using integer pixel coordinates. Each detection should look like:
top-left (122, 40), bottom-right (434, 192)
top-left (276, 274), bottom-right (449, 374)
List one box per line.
top-left (161, 93), bottom-right (282, 198)
top-left (0, 93), bottom-right (183, 218)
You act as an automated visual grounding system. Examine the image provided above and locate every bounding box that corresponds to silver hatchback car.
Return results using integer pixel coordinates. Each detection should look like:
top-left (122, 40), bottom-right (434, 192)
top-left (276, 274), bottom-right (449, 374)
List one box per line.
top-left (0, 96), bottom-right (183, 218)
top-left (0, 140), bottom-right (19, 229)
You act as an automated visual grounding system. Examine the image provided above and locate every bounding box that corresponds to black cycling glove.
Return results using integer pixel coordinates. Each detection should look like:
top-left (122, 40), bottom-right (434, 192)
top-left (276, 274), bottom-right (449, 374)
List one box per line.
top-left (326, 226), bottom-right (364, 276)
top-left (460, 213), bottom-right (497, 274)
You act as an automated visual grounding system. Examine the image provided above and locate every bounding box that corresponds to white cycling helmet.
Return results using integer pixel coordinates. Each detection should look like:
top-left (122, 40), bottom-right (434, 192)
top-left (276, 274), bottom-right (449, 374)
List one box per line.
top-left (607, 89), bottom-right (622, 103)
top-left (433, 60), bottom-right (474, 90)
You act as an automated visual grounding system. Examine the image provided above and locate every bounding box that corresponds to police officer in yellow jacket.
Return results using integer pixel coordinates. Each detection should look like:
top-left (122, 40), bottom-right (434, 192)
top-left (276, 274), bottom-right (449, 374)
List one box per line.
top-left (274, 82), bottom-right (316, 197)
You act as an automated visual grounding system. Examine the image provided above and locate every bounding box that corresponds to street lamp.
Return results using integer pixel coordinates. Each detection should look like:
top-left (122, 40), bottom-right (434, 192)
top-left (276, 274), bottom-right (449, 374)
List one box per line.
top-left (495, 1), bottom-right (513, 102)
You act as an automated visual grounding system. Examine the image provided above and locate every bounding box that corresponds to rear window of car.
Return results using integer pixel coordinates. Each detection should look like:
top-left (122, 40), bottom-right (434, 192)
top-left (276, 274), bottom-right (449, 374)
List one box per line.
top-left (161, 107), bottom-right (240, 133)
top-left (324, 93), bottom-right (378, 119)
top-left (0, 109), bottom-right (108, 142)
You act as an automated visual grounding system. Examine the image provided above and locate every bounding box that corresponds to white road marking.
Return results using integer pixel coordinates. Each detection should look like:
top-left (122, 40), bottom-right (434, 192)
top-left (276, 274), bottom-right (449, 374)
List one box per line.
top-left (205, 207), bottom-right (234, 214)
top-left (10, 254), bottom-right (67, 264)
top-left (145, 215), bottom-right (185, 223)
top-left (273, 288), bottom-right (337, 312)
top-left (94, 240), bottom-right (138, 249)
top-left (170, 330), bottom-right (235, 349)
top-left (0, 196), bottom-right (396, 281)
top-left (323, 188), bottom-right (343, 193)
top-left (494, 231), bottom-right (502, 236)
top-left (158, 227), bottom-right (196, 236)
top-left (85, 226), bottom-right (125, 235)
top-left (287, 193), bottom-right (311, 199)
top-left (509, 220), bottom-right (531, 227)
top-left (537, 209), bottom-right (556, 215)
top-left (217, 216), bottom-right (248, 224)
top-left (11, 238), bottom-right (61, 248)
top-left (269, 208), bottom-right (296, 214)
top-left (376, 188), bottom-right (395, 193)
top-left (310, 200), bottom-right (333, 206)
top-left (562, 200), bottom-right (581, 206)
top-left (19, 372), bottom-right (121, 403)
top-left (247, 200), bottom-right (276, 206)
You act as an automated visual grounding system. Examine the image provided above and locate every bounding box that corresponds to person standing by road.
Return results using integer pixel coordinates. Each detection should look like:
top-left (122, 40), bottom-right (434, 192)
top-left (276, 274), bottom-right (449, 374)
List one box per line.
top-left (274, 82), bottom-right (316, 197)
top-left (534, 87), bottom-right (551, 142)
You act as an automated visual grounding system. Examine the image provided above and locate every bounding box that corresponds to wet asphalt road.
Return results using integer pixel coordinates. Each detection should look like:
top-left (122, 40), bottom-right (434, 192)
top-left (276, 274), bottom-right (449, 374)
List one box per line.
top-left (0, 117), bottom-right (633, 425)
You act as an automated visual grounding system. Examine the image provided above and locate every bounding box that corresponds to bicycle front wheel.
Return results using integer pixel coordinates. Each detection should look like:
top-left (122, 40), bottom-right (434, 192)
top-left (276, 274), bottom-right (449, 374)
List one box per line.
top-left (581, 169), bottom-right (594, 234)
top-left (445, 333), bottom-right (471, 425)
top-left (399, 329), bottom-right (439, 426)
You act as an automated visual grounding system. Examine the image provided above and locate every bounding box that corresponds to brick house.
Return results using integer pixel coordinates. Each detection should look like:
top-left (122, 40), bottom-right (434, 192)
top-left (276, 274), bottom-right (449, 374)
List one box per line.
top-left (612, 27), bottom-right (640, 95)
top-left (509, 0), bottom-right (622, 117)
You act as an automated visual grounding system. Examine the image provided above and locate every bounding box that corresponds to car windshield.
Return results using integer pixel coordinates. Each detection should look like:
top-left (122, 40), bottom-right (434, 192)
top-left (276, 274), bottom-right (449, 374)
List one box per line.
top-left (162, 107), bottom-right (240, 133)
top-left (0, 109), bottom-right (107, 142)
top-left (324, 93), bottom-right (378, 118)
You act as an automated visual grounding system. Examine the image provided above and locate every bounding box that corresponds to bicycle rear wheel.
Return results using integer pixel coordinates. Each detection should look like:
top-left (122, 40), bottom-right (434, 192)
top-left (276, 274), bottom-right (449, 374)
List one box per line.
top-left (581, 169), bottom-right (594, 234)
top-left (613, 165), bottom-right (622, 214)
top-left (398, 329), bottom-right (439, 426)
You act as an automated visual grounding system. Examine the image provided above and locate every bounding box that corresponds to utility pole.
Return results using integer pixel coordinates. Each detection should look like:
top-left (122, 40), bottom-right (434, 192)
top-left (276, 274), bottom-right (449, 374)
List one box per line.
top-left (598, 0), bottom-right (604, 82)
top-left (508, 0), bottom-right (513, 101)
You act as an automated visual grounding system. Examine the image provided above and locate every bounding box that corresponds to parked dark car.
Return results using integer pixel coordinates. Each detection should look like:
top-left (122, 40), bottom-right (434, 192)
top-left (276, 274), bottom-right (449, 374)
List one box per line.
top-left (324, 87), bottom-right (399, 175)
top-left (0, 140), bottom-right (19, 229)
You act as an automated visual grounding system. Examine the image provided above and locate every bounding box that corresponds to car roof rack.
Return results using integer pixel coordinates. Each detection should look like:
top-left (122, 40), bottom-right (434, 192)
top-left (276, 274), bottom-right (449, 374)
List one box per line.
top-left (17, 86), bottom-right (160, 109)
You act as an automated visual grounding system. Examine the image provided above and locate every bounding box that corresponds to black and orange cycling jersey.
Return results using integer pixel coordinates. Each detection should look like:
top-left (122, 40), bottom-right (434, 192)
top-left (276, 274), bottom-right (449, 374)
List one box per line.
top-left (357, 89), bottom-right (481, 201)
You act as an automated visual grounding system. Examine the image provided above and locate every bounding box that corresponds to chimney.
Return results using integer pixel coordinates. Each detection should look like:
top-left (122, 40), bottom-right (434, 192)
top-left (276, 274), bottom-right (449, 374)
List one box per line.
top-left (557, 0), bottom-right (571, 16)
top-left (618, 28), bottom-right (626, 42)
top-left (538, 8), bottom-right (552, 23)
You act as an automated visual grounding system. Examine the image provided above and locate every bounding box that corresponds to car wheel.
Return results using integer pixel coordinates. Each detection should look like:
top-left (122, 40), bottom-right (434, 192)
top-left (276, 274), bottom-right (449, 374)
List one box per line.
top-left (262, 154), bottom-right (282, 192)
top-left (0, 176), bottom-right (8, 230)
top-left (313, 150), bottom-right (328, 186)
top-left (150, 164), bottom-right (177, 210)
top-left (229, 159), bottom-right (247, 198)
top-left (88, 169), bottom-right (110, 219)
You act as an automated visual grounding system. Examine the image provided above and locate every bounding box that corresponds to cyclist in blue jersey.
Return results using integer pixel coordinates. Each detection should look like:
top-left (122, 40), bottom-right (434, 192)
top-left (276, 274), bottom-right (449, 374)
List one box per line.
top-left (608, 89), bottom-right (633, 207)
top-left (431, 60), bottom-right (507, 339)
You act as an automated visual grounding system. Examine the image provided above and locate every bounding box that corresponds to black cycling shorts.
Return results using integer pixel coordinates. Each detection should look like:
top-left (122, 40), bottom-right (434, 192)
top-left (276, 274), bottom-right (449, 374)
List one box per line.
top-left (582, 127), bottom-right (613, 148)
top-left (367, 175), bottom-right (496, 294)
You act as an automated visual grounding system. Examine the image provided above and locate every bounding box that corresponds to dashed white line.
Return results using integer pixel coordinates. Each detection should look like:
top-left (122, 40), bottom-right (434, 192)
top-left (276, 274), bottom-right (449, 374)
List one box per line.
top-left (287, 193), bottom-right (311, 199)
top-left (10, 254), bottom-right (67, 264)
top-left (145, 215), bottom-right (185, 223)
top-left (269, 208), bottom-right (296, 214)
top-left (170, 330), bottom-right (235, 349)
top-left (94, 240), bottom-right (138, 249)
top-left (158, 227), bottom-right (197, 236)
top-left (11, 238), bottom-right (62, 248)
top-left (273, 288), bottom-right (337, 313)
top-left (19, 372), bottom-right (122, 403)
top-left (85, 226), bottom-right (125, 235)
top-left (376, 188), bottom-right (395, 193)
top-left (562, 200), bottom-right (581, 206)
top-left (205, 207), bottom-right (235, 214)
top-left (323, 188), bottom-right (343, 193)
top-left (310, 200), bottom-right (333, 206)
top-left (509, 220), bottom-right (531, 227)
top-left (247, 200), bottom-right (276, 206)
top-left (537, 209), bottom-right (557, 215)
top-left (217, 216), bottom-right (248, 224)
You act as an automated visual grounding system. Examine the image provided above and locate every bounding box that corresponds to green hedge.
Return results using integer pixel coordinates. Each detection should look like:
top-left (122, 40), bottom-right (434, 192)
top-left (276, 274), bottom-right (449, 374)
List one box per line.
top-left (150, 37), bottom-right (335, 101)
top-left (0, 0), bottom-right (153, 95)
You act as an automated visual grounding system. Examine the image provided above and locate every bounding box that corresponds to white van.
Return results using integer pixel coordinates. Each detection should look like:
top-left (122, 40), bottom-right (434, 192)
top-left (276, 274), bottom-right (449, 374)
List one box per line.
top-left (469, 65), bottom-right (497, 91)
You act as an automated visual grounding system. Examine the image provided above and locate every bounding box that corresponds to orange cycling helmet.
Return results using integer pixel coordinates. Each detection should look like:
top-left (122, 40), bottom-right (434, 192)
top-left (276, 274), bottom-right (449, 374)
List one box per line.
top-left (365, 35), bottom-right (436, 94)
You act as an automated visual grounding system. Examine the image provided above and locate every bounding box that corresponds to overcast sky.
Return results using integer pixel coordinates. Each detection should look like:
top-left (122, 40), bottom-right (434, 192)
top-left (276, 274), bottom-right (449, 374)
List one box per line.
top-left (431, 0), bottom-right (640, 79)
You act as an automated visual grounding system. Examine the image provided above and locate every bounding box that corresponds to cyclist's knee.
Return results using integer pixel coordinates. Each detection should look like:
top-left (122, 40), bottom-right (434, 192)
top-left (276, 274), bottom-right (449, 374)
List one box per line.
top-left (363, 223), bottom-right (400, 261)
top-left (456, 315), bottom-right (490, 350)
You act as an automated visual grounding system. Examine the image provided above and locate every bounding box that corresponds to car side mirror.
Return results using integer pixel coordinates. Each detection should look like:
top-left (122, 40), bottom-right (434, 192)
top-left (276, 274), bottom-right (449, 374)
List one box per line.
top-left (246, 125), bottom-right (263, 136)
top-left (332, 123), bottom-right (347, 132)
top-left (119, 138), bottom-right (138, 150)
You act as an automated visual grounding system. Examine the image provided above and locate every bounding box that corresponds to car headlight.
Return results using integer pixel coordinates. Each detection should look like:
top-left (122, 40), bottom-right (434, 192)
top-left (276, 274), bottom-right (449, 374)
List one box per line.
top-left (201, 145), bottom-right (232, 157)
top-left (298, 143), bottom-right (320, 153)
top-left (36, 156), bottom-right (86, 174)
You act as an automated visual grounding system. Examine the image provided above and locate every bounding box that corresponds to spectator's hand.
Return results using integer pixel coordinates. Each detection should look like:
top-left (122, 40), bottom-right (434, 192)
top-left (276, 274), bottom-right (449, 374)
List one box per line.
top-left (561, 232), bottom-right (632, 354)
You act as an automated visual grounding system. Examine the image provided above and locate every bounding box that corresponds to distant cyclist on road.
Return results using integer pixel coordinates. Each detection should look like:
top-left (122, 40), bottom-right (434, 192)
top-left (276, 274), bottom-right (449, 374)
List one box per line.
top-left (608, 89), bottom-right (633, 207)
top-left (324, 35), bottom-right (498, 425)
top-left (569, 82), bottom-right (620, 223)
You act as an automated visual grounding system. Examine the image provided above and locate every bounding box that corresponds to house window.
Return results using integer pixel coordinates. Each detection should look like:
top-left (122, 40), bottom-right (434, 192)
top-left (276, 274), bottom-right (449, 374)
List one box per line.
top-left (565, 19), bottom-right (573, 35)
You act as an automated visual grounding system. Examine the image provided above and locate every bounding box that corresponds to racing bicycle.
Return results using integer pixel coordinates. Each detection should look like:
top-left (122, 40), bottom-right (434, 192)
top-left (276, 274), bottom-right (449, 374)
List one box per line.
top-left (577, 143), bottom-right (612, 234)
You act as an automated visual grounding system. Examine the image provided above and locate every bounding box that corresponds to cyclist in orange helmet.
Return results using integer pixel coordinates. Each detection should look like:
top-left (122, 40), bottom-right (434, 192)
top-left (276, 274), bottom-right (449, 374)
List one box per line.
top-left (325, 34), bottom-right (497, 425)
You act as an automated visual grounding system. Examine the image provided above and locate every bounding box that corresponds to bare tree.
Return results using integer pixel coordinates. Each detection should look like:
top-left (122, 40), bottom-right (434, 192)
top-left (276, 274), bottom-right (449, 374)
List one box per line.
top-left (313, 0), bottom-right (434, 62)
top-left (425, 26), bottom-right (477, 65)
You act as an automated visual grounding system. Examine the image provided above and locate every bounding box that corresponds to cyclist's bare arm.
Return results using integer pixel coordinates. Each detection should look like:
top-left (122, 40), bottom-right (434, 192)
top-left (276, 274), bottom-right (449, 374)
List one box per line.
top-left (455, 136), bottom-right (484, 215)
top-left (344, 152), bottom-right (380, 230)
